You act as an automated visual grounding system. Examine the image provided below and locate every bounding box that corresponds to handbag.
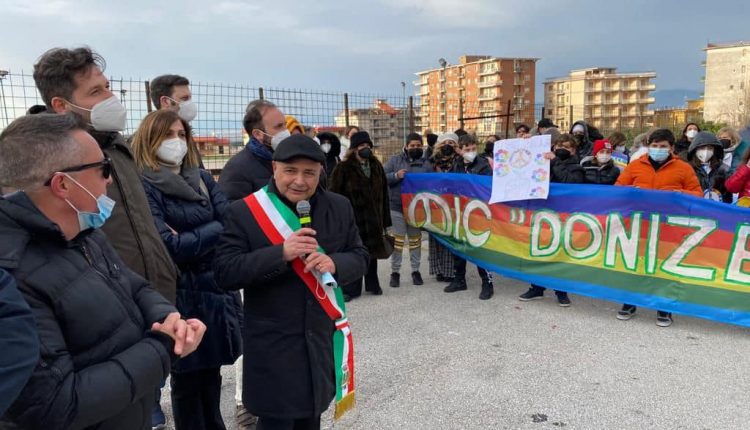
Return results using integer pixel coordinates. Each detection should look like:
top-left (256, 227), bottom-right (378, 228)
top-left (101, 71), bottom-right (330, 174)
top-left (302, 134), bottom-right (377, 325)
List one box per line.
top-left (374, 233), bottom-right (395, 259)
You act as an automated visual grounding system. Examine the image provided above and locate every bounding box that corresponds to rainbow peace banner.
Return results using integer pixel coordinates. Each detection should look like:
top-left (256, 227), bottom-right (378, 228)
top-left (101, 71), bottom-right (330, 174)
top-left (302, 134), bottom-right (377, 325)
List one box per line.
top-left (402, 173), bottom-right (750, 327)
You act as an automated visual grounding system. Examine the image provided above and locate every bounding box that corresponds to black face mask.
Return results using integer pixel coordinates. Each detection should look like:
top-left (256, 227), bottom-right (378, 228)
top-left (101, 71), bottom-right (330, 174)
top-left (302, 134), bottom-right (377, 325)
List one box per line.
top-left (554, 148), bottom-right (572, 160)
top-left (407, 148), bottom-right (423, 160)
top-left (720, 138), bottom-right (732, 149)
top-left (484, 142), bottom-right (494, 155)
top-left (442, 145), bottom-right (455, 156)
top-left (574, 134), bottom-right (584, 144)
top-left (358, 148), bottom-right (372, 159)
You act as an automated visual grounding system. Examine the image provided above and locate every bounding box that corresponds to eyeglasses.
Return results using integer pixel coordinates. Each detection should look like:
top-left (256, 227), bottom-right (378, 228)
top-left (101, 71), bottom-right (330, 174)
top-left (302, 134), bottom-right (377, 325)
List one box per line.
top-left (44, 157), bottom-right (112, 186)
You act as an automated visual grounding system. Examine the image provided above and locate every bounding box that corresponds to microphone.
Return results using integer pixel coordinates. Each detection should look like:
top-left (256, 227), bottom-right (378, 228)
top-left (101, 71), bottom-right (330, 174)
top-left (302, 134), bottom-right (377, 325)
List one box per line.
top-left (295, 200), bottom-right (336, 287)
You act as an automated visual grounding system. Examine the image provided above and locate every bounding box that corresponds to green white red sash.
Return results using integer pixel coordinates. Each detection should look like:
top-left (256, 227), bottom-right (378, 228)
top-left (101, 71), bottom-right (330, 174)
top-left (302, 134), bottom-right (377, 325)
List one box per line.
top-left (243, 186), bottom-right (355, 419)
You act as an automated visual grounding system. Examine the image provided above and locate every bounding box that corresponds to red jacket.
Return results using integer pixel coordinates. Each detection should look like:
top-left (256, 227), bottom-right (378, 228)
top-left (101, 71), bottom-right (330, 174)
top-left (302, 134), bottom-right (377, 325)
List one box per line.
top-left (725, 164), bottom-right (750, 198)
top-left (615, 155), bottom-right (702, 197)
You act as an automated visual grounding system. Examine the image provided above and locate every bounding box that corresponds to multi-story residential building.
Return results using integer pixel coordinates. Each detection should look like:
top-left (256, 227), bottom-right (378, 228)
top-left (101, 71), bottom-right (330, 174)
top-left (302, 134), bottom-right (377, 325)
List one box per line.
top-left (702, 41), bottom-right (750, 127)
top-left (543, 67), bottom-right (656, 132)
top-left (414, 55), bottom-right (538, 137)
top-left (334, 99), bottom-right (411, 156)
top-left (653, 99), bottom-right (704, 131)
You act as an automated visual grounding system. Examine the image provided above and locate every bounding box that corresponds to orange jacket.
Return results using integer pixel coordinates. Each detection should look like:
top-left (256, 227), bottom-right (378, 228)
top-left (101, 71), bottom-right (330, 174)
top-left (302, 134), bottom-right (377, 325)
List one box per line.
top-left (615, 155), bottom-right (703, 197)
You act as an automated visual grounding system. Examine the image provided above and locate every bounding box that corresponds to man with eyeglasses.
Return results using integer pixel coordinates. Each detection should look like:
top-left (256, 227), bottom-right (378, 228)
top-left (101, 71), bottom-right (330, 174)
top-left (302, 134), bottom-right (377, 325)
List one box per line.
top-left (0, 113), bottom-right (207, 430)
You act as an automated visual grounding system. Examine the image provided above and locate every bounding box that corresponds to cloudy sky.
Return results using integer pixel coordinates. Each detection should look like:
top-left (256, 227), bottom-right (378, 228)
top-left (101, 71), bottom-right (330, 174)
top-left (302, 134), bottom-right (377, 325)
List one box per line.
top-left (1, 0), bottom-right (747, 99)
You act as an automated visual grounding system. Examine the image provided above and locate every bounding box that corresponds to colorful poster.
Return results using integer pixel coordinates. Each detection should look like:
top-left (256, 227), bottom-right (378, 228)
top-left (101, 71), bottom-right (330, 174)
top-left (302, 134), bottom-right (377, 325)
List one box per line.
top-left (490, 135), bottom-right (551, 204)
top-left (402, 173), bottom-right (750, 327)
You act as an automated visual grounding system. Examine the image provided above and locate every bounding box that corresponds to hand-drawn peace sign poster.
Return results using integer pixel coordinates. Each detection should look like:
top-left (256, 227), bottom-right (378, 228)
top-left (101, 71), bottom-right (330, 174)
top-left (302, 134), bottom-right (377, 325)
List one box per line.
top-left (489, 135), bottom-right (551, 204)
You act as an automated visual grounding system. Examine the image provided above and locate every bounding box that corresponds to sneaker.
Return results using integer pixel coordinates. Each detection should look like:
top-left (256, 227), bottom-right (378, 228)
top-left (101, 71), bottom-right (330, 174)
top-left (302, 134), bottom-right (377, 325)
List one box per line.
top-left (443, 278), bottom-right (467, 293)
top-left (556, 292), bottom-right (571, 307)
top-left (478, 281), bottom-right (494, 300)
top-left (411, 271), bottom-right (424, 286)
top-left (236, 404), bottom-right (258, 430)
top-left (151, 403), bottom-right (166, 430)
top-left (518, 288), bottom-right (544, 301)
top-left (389, 272), bottom-right (400, 288)
top-left (617, 305), bottom-right (637, 320)
top-left (656, 311), bottom-right (673, 327)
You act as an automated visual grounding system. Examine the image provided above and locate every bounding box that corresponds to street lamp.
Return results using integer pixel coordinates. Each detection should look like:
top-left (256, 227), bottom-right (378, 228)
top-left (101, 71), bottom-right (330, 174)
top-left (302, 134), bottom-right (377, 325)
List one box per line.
top-left (0, 70), bottom-right (10, 129)
top-left (438, 58), bottom-right (447, 132)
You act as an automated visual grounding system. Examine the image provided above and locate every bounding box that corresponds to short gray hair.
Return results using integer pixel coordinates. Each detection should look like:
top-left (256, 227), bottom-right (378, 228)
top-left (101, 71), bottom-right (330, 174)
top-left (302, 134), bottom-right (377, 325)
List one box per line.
top-left (0, 113), bottom-right (85, 190)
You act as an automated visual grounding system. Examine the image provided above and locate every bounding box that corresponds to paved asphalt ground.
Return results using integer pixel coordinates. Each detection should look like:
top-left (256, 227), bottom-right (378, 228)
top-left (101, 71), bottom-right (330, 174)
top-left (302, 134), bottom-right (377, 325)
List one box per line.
top-left (163, 248), bottom-right (750, 429)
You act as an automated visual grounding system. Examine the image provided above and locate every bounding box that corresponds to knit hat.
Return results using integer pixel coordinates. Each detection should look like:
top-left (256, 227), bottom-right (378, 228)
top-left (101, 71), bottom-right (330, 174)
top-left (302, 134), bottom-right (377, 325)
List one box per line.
top-left (426, 133), bottom-right (439, 147)
top-left (437, 132), bottom-right (459, 145)
top-left (593, 139), bottom-right (613, 155)
top-left (285, 115), bottom-right (304, 134)
top-left (350, 131), bottom-right (374, 148)
top-left (572, 124), bottom-right (585, 134)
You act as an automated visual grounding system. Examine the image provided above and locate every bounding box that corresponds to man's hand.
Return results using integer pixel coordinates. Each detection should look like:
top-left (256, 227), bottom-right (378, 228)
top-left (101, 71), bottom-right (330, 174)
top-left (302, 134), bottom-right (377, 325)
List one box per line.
top-left (396, 168), bottom-right (407, 179)
top-left (180, 319), bottom-right (206, 357)
top-left (282, 228), bottom-right (319, 262)
top-left (304, 252), bottom-right (336, 274)
top-left (151, 312), bottom-right (187, 355)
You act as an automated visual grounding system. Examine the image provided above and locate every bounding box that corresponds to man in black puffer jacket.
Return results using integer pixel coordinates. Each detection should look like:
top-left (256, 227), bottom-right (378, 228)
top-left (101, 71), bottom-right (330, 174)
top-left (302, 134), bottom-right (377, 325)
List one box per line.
top-left (0, 113), bottom-right (205, 430)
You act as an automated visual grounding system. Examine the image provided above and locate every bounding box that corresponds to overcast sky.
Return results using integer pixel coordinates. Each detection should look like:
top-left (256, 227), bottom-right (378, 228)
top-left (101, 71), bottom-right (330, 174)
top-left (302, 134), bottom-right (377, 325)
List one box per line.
top-left (1, 0), bottom-right (747, 99)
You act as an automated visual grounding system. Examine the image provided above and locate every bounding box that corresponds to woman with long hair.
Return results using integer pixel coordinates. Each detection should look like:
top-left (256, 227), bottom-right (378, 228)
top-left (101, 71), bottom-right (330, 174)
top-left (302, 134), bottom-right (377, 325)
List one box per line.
top-left (131, 110), bottom-right (242, 430)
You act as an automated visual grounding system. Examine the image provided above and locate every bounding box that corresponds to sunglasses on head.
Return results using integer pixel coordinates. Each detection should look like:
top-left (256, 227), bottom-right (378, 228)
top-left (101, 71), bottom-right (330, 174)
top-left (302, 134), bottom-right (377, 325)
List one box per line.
top-left (44, 157), bottom-right (112, 186)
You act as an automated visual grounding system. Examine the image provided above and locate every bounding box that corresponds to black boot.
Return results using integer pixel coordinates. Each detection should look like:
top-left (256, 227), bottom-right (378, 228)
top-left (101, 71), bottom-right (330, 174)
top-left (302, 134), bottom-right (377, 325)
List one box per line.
top-left (389, 272), bottom-right (400, 288)
top-left (444, 278), bottom-right (467, 293)
top-left (411, 271), bottom-right (424, 285)
top-left (479, 280), bottom-right (494, 300)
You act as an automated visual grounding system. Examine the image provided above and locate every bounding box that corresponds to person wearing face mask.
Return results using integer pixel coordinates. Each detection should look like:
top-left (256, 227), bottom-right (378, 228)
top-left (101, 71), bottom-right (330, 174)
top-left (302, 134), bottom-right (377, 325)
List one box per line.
top-left (581, 139), bottom-right (621, 185)
top-left (331, 131), bottom-right (392, 301)
top-left (150, 74), bottom-right (198, 122)
top-left (444, 134), bottom-right (495, 300)
top-left (32, 49), bottom-right (179, 304)
top-left (427, 133), bottom-right (459, 284)
top-left (615, 128), bottom-right (702, 327)
top-left (569, 121), bottom-right (596, 157)
top-left (482, 134), bottom-right (501, 167)
top-left (316, 131), bottom-right (341, 178)
top-left (131, 110), bottom-right (243, 430)
top-left (518, 134), bottom-right (583, 306)
top-left (717, 126), bottom-right (748, 175)
top-left (685, 131), bottom-right (732, 203)
top-left (285, 115), bottom-right (305, 135)
top-left (219, 99), bottom-right (291, 202)
top-left (383, 133), bottom-right (432, 288)
top-left (724, 142), bottom-right (750, 201)
top-left (0, 113), bottom-right (206, 430)
top-left (675, 122), bottom-right (701, 160)
top-left (339, 125), bottom-right (360, 160)
top-left (423, 132), bottom-right (439, 159)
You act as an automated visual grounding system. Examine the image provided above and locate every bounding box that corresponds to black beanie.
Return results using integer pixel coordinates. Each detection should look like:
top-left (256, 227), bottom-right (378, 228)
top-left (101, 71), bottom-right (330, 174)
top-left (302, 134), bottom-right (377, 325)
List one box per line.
top-left (426, 133), bottom-right (438, 147)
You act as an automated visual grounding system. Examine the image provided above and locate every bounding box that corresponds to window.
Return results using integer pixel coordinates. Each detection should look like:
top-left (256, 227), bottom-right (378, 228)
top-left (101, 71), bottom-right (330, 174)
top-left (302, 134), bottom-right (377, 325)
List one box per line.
top-left (730, 85), bottom-right (734, 90)
top-left (742, 65), bottom-right (746, 73)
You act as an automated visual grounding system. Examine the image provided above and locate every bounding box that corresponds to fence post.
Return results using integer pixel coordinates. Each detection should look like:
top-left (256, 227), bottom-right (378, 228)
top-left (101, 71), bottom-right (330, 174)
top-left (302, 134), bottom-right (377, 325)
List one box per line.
top-left (505, 99), bottom-right (512, 138)
top-left (458, 97), bottom-right (465, 131)
top-left (259, 87), bottom-right (264, 100)
top-left (344, 93), bottom-right (350, 128)
top-left (408, 96), bottom-right (414, 133)
top-left (144, 80), bottom-right (152, 112)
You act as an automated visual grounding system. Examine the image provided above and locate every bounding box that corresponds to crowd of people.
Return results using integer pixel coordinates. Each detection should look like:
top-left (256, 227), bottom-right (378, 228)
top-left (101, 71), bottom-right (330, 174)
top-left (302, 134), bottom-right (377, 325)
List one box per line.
top-left (1, 45), bottom-right (749, 430)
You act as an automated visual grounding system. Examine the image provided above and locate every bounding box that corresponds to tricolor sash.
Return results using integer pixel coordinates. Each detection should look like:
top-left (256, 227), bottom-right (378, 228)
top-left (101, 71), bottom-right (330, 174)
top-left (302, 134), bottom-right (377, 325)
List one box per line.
top-left (243, 186), bottom-right (355, 419)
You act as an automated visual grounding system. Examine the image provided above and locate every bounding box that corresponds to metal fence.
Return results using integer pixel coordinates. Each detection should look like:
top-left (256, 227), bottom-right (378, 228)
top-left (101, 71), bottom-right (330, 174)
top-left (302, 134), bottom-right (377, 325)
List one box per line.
top-left (1, 70), bottom-right (668, 173)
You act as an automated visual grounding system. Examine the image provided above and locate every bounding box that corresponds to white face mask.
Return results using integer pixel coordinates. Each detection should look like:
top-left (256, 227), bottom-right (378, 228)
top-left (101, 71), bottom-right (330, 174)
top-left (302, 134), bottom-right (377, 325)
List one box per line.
top-left (696, 147), bottom-right (714, 163)
top-left (462, 151), bottom-right (477, 163)
top-left (68, 95), bottom-right (127, 132)
top-left (175, 99), bottom-right (198, 122)
top-left (157, 137), bottom-right (188, 165)
top-left (596, 153), bottom-right (612, 164)
top-left (686, 129), bottom-right (698, 139)
top-left (321, 143), bottom-right (332, 154)
top-left (261, 129), bottom-right (291, 150)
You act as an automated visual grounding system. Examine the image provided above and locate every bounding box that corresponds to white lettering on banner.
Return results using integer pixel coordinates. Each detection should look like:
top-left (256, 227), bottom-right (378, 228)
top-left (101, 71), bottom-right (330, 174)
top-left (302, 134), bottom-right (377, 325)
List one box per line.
top-left (604, 213), bottom-right (642, 271)
top-left (660, 216), bottom-right (717, 281)
top-left (562, 213), bottom-right (603, 260)
top-left (725, 224), bottom-right (750, 284)
top-left (407, 192), bottom-right (451, 236)
top-left (406, 192), bottom-right (491, 246)
top-left (530, 211), bottom-right (562, 257)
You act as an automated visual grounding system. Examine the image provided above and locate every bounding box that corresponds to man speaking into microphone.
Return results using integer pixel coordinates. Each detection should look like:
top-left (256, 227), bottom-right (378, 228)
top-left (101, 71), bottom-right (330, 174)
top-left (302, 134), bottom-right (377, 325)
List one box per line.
top-left (214, 134), bottom-right (369, 429)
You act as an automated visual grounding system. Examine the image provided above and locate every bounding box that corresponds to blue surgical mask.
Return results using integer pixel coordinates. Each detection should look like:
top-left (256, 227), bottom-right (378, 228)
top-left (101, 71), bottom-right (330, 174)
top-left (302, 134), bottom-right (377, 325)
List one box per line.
top-left (63, 174), bottom-right (115, 231)
top-left (648, 147), bottom-right (670, 162)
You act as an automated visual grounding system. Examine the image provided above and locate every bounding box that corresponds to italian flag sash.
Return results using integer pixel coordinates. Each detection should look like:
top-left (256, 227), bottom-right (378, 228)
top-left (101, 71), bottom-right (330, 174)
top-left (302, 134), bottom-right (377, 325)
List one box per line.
top-left (243, 186), bottom-right (355, 419)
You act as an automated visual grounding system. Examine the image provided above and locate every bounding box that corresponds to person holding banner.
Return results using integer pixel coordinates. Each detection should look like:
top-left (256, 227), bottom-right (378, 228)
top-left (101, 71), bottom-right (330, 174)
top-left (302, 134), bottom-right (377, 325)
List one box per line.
top-left (213, 135), bottom-right (368, 429)
top-left (445, 134), bottom-right (495, 300)
top-left (519, 134), bottom-right (583, 306)
top-left (428, 133), bottom-right (460, 283)
top-left (686, 131), bottom-right (732, 203)
top-left (615, 128), bottom-right (702, 326)
top-left (581, 139), bottom-right (620, 185)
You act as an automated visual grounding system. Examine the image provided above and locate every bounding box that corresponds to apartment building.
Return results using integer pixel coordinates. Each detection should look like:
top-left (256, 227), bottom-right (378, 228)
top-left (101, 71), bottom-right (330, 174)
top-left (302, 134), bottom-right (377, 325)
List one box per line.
top-left (702, 41), bottom-right (750, 127)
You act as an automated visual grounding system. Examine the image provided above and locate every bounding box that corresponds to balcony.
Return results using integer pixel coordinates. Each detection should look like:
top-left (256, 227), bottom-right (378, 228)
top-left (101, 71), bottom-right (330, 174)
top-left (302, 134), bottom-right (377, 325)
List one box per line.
top-left (588, 111), bottom-right (603, 118)
top-left (514, 66), bottom-right (523, 73)
top-left (640, 84), bottom-right (656, 91)
top-left (479, 67), bottom-right (498, 76)
top-left (639, 97), bottom-right (656, 104)
top-left (479, 93), bottom-right (500, 101)
top-left (479, 79), bottom-right (499, 88)
top-left (514, 78), bottom-right (523, 85)
top-left (604, 99), bottom-right (621, 105)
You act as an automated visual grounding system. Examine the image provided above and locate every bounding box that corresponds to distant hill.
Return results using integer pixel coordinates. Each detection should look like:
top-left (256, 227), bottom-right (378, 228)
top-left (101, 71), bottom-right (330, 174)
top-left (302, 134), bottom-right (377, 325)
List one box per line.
top-left (652, 89), bottom-right (702, 109)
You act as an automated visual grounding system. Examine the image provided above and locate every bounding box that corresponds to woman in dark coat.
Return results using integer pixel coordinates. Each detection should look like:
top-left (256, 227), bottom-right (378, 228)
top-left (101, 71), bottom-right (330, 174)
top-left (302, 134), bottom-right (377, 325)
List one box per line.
top-left (330, 130), bottom-right (392, 301)
top-left (686, 131), bottom-right (732, 203)
top-left (131, 110), bottom-right (243, 430)
top-left (317, 131), bottom-right (341, 179)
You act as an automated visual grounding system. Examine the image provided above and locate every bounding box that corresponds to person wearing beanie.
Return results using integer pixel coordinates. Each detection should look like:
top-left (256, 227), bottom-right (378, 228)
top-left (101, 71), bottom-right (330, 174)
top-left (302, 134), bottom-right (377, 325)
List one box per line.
top-left (316, 131), bottom-right (341, 179)
top-left (384, 133), bottom-right (432, 288)
top-left (427, 133), bottom-right (459, 283)
top-left (285, 115), bottom-right (305, 135)
top-left (330, 131), bottom-right (392, 301)
top-left (686, 131), bottom-right (731, 202)
top-left (444, 134), bottom-right (495, 300)
top-left (581, 139), bottom-right (621, 185)
top-left (569, 121), bottom-right (595, 157)
top-left (424, 132), bottom-right (439, 159)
